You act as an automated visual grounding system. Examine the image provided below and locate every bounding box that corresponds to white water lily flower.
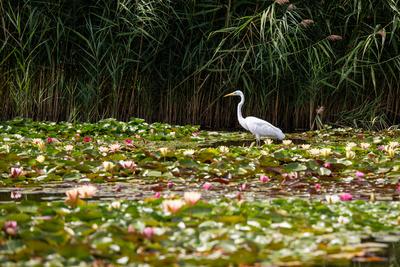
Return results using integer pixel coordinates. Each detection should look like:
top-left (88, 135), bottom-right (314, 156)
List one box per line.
top-left (346, 142), bottom-right (357, 150)
top-left (110, 201), bottom-right (121, 210)
top-left (65, 144), bottom-right (74, 151)
top-left (282, 140), bottom-right (292, 145)
top-left (159, 147), bottom-right (169, 157)
top-left (36, 155), bottom-right (45, 163)
top-left (325, 194), bottom-right (340, 204)
top-left (264, 139), bottom-right (273, 145)
top-left (320, 148), bottom-right (331, 157)
top-left (346, 150), bottom-right (356, 159)
top-left (360, 142), bottom-right (370, 149)
top-left (99, 146), bottom-right (109, 153)
top-left (102, 161), bottom-right (115, 171)
top-left (219, 146), bottom-right (229, 153)
top-left (309, 148), bottom-right (321, 156)
top-left (300, 144), bottom-right (311, 150)
top-left (389, 141), bottom-right (399, 148)
top-left (183, 149), bottom-right (195, 157)
top-left (337, 216), bottom-right (350, 224)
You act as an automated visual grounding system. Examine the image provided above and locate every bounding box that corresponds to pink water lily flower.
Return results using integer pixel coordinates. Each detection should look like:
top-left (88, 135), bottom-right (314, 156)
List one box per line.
top-left (77, 185), bottom-right (97, 198)
top-left (339, 193), bottom-right (353, 201)
top-left (3, 221), bottom-right (18, 236)
top-left (184, 192), bottom-right (201, 205)
top-left (355, 171), bottom-right (365, 178)
top-left (240, 183), bottom-right (247, 191)
top-left (167, 181), bottom-right (174, 189)
top-left (323, 162), bottom-right (332, 169)
top-left (314, 183), bottom-right (321, 191)
top-left (259, 175), bottom-right (270, 183)
top-left (65, 188), bottom-right (79, 204)
top-left (202, 182), bottom-right (212, 190)
top-left (83, 136), bottom-right (92, 142)
top-left (124, 139), bottom-right (133, 146)
top-left (10, 191), bottom-right (22, 199)
top-left (46, 137), bottom-right (54, 143)
top-left (162, 199), bottom-right (185, 214)
top-left (10, 167), bottom-right (23, 178)
top-left (154, 192), bottom-right (161, 198)
top-left (142, 227), bottom-right (155, 239)
top-left (119, 160), bottom-right (137, 171)
top-left (65, 185), bottom-right (97, 204)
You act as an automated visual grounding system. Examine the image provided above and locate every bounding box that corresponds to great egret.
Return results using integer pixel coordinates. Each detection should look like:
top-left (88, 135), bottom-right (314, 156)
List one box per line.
top-left (224, 90), bottom-right (285, 145)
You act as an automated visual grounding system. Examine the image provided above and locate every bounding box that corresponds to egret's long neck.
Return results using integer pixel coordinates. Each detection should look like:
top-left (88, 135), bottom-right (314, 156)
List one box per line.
top-left (237, 94), bottom-right (245, 123)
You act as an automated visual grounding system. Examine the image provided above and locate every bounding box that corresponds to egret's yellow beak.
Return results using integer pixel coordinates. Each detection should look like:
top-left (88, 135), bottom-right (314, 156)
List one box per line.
top-left (224, 92), bottom-right (236, 97)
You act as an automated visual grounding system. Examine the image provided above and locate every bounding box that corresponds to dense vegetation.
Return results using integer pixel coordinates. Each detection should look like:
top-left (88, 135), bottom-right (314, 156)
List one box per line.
top-left (1, 0), bottom-right (400, 130)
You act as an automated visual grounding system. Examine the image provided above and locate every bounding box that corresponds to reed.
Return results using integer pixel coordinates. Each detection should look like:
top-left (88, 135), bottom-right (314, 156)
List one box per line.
top-left (1, 0), bottom-right (399, 130)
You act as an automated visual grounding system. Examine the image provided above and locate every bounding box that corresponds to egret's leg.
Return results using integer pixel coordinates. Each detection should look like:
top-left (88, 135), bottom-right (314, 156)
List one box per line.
top-left (256, 136), bottom-right (260, 147)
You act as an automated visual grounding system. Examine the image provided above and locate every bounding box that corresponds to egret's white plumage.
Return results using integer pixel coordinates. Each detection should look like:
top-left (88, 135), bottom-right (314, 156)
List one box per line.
top-left (224, 90), bottom-right (285, 145)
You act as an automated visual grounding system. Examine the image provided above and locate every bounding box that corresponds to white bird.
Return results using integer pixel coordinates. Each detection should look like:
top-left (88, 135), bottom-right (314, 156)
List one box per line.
top-left (224, 90), bottom-right (285, 146)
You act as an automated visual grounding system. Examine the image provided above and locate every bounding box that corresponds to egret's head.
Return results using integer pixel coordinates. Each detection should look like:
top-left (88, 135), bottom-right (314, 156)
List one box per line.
top-left (224, 90), bottom-right (243, 97)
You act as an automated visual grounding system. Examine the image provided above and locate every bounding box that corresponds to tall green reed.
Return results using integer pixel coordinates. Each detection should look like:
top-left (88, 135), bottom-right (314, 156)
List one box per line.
top-left (0, 0), bottom-right (399, 130)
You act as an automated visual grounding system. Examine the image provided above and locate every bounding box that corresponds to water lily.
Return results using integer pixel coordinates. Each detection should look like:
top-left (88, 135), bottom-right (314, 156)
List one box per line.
top-left (346, 150), bottom-right (356, 159)
top-left (355, 171), bottom-right (365, 178)
top-left (184, 192), bottom-right (201, 205)
top-left (142, 227), bottom-right (155, 239)
top-left (162, 199), bottom-right (185, 214)
top-left (183, 149), bottom-right (195, 157)
top-left (78, 185), bottom-right (97, 198)
top-left (119, 160), bottom-right (137, 171)
top-left (65, 144), bottom-right (74, 151)
top-left (124, 139), bottom-right (133, 146)
top-left (219, 146), bottom-right (229, 153)
top-left (264, 138), bottom-right (273, 145)
top-left (36, 155), bottom-right (45, 163)
top-left (346, 142), bottom-right (357, 150)
top-left (99, 146), bottom-right (109, 154)
top-left (159, 147), bottom-right (169, 157)
top-left (10, 191), bottom-right (21, 199)
top-left (167, 181), bottom-right (174, 189)
top-left (10, 167), bottom-right (23, 178)
top-left (65, 188), bottom-right (79, 204)
top-left (3, 221), bottom-right (17, 236)
top-left (360, 142), bottom-right (371, 149)
top-left (154, 192), bottom-right (161, 198)
top-left (83, 136), bottom-right (92, 142)
top-left (47, 137), bottom-right (59, 144)
top-left (259, 175), bottom-right (270, 183)
top-left (339, 193), bottom-right (353, 201)
top-left (300, 144), bottom-right (311, 150)
top-left (387, 146), bottom-right (396, 158)
top-left (202, 182), bottom-right (212, 190)
top-left (314, 183), bottom-right (321, 191)
top-left (320, 148), bottom-right (331, 157)
top-left (65, 184), bottom-right (97, 204)
top-left (309, 148), bottom-right (321, 156)
top-left (240, 183), bottom-right (247, 191)
top-left (325, 194), bottom-right (340, 204)
top-left (323, 162), bottom-right (331, 168)
top-left (282, 140), bottom-right (292, 146)
top-left (389, 141), bottom-right (399, 148)
top-left (109, 143), bottom-right (121, 152)
top-left (102, 161), bottom-right (115, 171)
top-left (110, 201), bottom-right (121, 210)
